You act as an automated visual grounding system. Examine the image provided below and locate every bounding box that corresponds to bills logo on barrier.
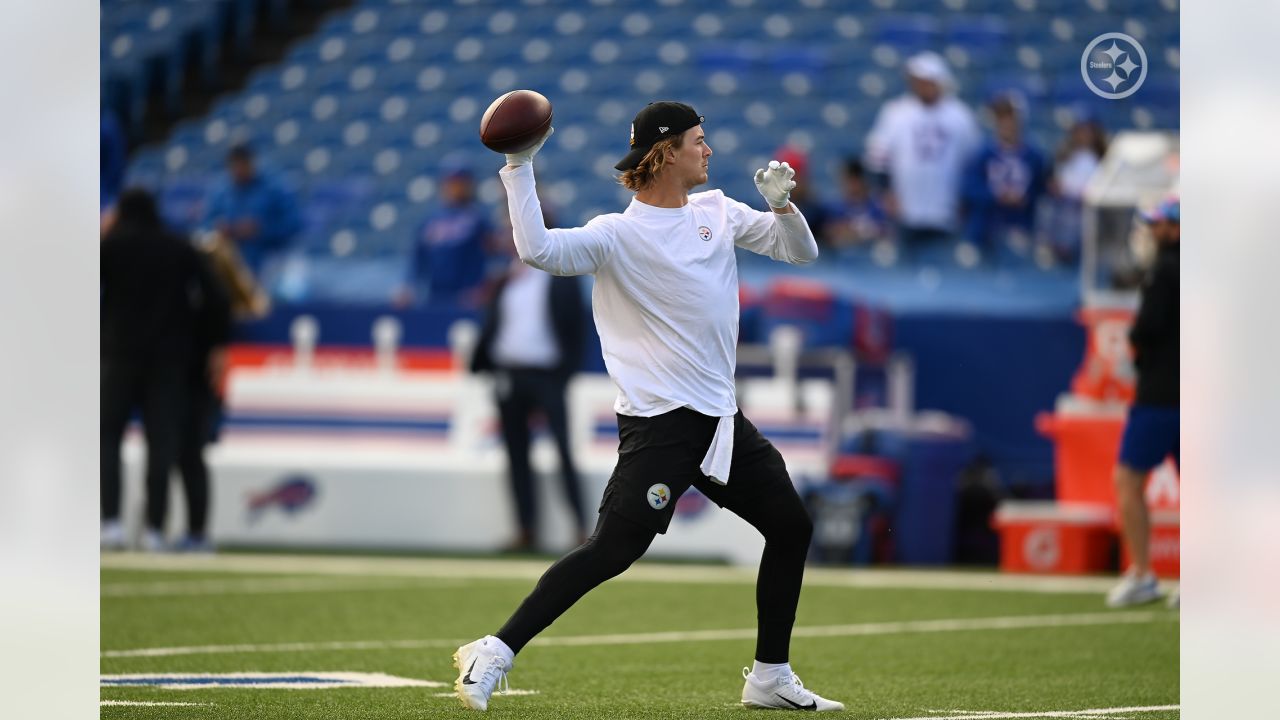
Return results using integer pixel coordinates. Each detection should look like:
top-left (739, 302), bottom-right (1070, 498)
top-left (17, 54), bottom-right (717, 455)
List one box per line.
top-left (673, 486), bottom-right (711, 521)
top-left (248, 475), bottom-right (318, 522)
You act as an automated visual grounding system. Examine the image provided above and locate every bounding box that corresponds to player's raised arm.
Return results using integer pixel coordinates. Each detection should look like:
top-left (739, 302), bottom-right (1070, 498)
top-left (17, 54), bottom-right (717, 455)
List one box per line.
top-left (498, 130), bottom-right (615, 276)
top-left (732, 161), bottom-right (820, 265)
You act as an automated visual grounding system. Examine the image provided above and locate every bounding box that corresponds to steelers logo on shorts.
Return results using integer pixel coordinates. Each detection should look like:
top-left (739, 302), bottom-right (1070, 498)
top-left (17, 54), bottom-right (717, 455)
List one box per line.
top-left (646, 483), bottom-right (671, 510)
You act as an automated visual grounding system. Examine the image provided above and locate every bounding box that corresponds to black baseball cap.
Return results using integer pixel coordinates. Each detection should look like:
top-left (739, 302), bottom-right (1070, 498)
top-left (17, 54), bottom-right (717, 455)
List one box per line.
top-left (614, 101), bottom-right (705, 171)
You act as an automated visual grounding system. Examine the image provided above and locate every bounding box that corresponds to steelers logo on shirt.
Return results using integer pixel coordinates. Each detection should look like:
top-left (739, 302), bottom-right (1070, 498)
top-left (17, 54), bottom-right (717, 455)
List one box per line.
top-left (698, 226), bottom-right (712, 242)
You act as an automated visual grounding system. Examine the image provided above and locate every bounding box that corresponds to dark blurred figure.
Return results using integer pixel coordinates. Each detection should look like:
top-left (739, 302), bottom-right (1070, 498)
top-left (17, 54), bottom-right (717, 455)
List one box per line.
top-left (399, 162), bottom-right (496, 307)
top-left (101, 189), bottom-right (229, 551)
top-left (172, 247), bottom-right (234, 553)
top-left (826, 158), bottom-right (890, 250)
top-left (962, 94), bottom-right (1050, 261)
top-left (1046, 112), bottom-right (1109, 261)
top-left (470, 210), bottom-right (588, 551)
top-left (201, 143), bottom-right (301, 275)
top-left (773, 146), bottom-right (830, 244)
top-left (173, 228), bottom-right (268, 553)
top-left (1106, 198), bottom-right (1179, 610)
top-left (101, 109), bottom-right (127, 212)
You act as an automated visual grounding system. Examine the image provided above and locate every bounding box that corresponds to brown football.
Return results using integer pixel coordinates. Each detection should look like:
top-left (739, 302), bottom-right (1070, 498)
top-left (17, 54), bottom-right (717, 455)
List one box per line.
top-left (478, 89), bottom-right (553, 154)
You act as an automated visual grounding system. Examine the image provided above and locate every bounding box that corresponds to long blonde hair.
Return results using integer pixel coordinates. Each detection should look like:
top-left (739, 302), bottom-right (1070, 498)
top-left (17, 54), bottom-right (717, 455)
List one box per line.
top-left (617, 135), bottom-right (684, 192)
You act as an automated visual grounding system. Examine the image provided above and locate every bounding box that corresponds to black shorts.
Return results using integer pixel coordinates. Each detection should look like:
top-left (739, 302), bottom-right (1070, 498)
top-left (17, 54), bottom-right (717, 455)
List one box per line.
top-left (598, 407), bottom-right (797, 534)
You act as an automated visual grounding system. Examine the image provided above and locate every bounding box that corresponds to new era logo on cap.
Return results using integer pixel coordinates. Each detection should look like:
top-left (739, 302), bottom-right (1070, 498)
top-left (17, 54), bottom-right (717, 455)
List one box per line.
top-left (615, 101), bottom-right (705, 171)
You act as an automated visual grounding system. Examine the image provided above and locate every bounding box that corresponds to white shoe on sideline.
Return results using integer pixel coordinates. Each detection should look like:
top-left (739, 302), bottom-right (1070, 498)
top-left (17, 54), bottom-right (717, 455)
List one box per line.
top-left (1167, 588), bottom-right (1179, 610)
top-left (742, 667), bottom-right (845, 711)
top-left (453, 636), bottom-right (512, 711)
top-left (1106, 570), bottom-right (1162, 608)
top-left (100, 521), bottom-right (126, 551)
top-left (141, 529), bottom-right (168, 553)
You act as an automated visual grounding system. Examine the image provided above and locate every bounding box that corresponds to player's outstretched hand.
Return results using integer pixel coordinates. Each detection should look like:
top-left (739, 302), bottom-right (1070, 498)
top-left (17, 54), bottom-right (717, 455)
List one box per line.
top-left (753, 160), bottom-right (796, 209)
top-left (505, 127), bottom-right (554, 167)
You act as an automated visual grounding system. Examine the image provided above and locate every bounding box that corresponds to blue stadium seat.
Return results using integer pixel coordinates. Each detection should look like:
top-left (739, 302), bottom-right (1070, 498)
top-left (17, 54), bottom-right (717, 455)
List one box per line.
top-left (983, 73), bottom-right (1050, 104)
top-left (946, 15), bottom-right (1010, 66)
top-left (103, 0), bottom-right (264, 136)
top-left (1134, 78), bottom-right (1179, 111)
top-left (117, 0), bottom-right (1177, 304)
top-left (695, 42), bottom-right (765, 73)
top-left (159, 175), bottom-right (212, 232)
top-left (874, 15), bottom-right (943, 54)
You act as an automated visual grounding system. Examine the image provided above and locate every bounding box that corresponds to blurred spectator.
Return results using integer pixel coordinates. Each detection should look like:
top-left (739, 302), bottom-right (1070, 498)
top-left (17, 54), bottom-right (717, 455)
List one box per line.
top-left (864, 51), bottom-right (980, 254)
top-left (826, 158), bottom-right (890, 250)
top-left (1045, 113), bottom-right (1109, 260)
top-left (399, 163), bottom-right (495, 306)
top-left (774, 146), bottom-right (830, 244)
top-left (201, 231), bottom-right (273, 320)
top-left (470, 251), bottom-right (588, 552)
top-left (101, 189), bottom-right (228, 552)
top-left (962, 94), bottom-right (1050, 260)
top-left (173, 244), bottom-right (235, 554)
top-left (101, 109), bottom-right (127, 212)
top-left (1106, 198), bottom-right (1179, 610)
top-left (201, 143), bottom-right (302, 275)
top-left (1053, 113), bottom-right (1108, 200)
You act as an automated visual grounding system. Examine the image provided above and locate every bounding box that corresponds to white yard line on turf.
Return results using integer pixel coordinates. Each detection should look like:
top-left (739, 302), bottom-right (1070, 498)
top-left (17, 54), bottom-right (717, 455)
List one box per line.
top-left (100, 700), bottom-right (213, 707)
top-left (100, 552), bottom-right (1172, 595)
top-left (102, 610), bottom-right (1172, 659)
top-left (101, 576), bottom-right (461, 597)
top-left (100, 671), bottom-right (444, 689)
top-left (881, 705), bottom-right (1180, 719)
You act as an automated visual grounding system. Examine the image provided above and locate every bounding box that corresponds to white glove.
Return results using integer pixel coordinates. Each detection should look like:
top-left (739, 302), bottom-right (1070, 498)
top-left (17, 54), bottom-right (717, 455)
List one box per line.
top-left (505, 126), bottom-right (554, 167)
top-left (753, 160), bottom-right (796, 209)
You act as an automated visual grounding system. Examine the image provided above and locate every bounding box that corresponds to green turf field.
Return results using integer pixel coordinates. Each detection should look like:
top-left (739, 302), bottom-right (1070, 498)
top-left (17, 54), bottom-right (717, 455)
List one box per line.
top-left (100, 554), bottom-right (1178, 719)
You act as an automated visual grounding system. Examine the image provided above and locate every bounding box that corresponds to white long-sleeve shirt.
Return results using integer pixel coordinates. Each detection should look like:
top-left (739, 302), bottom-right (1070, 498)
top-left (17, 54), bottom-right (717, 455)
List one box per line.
top-left (500, 164), bottom-right (818, 482)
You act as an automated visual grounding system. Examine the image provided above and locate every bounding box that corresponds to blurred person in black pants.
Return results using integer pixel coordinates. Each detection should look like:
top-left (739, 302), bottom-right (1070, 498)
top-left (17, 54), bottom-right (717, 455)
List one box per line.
top-left (471, 259), bottom-right (588, 552)
top-left (101, 189), bottom-right (228, 551)
top-left (173, 243), bottom-right (233, 553)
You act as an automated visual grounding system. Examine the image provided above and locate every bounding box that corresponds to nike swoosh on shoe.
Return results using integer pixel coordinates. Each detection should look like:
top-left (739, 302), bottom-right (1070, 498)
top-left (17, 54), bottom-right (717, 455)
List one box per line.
top-left (461, 659), bottom-right (478, 685)
top-left (775, 693), bottom-right (817, 710)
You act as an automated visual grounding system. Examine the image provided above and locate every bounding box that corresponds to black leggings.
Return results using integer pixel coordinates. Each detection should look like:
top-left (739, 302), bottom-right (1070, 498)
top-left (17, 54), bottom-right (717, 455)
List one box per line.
top-left (101, 358), bottom-right (187, 530)
top-left (496, 501), bottom-right (812, 664)
top-left (176, 379), bottom-right (217, 539)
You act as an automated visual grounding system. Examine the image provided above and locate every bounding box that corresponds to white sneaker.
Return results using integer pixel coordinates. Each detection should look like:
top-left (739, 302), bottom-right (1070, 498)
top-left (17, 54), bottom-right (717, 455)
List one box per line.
top-left (453, 636), bottom-right (512, 711)
top-left (141, 529), bottom-right (168, 553)
top-left (1167, 588), bottom-right (1179, 610)
top-left (1106, 571), bottom-right (1162, 608)
top-left (742, 667), bottom-right (845, 712)
top-left (100, 521), bottom-right (126, 551)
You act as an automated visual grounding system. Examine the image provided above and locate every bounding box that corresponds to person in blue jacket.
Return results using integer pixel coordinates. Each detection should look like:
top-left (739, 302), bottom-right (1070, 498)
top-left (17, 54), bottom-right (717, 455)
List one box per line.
top-left (962, 94), bottom-right (1050, 259)
top-left (400, 163), bottom-right (496, 306)
top-left (202, 144), bottom-right (301, 275)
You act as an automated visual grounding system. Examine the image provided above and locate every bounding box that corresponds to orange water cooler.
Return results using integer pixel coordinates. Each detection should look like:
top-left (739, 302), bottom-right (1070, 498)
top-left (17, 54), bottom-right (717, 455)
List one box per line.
top-left (996, 307), bottom-right (1180, 578)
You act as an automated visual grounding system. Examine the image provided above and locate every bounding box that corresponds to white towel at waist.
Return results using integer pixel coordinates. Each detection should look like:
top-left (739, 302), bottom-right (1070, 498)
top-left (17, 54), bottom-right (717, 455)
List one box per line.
top-left (699, 414), bottom-right (736, 485)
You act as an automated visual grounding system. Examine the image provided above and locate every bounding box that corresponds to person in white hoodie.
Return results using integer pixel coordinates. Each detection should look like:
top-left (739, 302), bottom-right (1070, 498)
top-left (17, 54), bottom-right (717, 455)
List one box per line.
top-left (864, 51), bottom-right (981, 256)
top-left (452, 101), bottom-right (844, 713)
